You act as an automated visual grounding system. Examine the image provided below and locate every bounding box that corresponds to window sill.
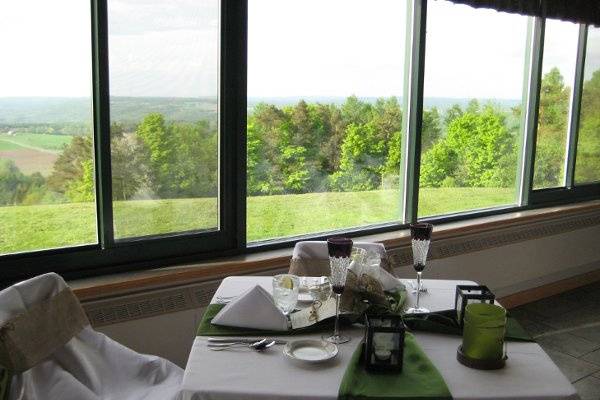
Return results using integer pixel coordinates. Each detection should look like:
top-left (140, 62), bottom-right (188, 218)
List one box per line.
top-left (71, 199), bottom-right (600, 302)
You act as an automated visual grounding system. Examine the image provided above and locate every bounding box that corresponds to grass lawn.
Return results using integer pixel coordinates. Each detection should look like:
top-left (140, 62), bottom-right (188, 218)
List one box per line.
top-left (0, 187), bottom-right (514, 254)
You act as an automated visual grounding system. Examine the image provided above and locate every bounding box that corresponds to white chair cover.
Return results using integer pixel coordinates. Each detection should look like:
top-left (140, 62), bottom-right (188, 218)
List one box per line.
top-left (289, 241), bottom-right (396, 277)
top-left (292, 241), bottom-right (387, 260)
top-left (0, 273), bottom-right (183, 400)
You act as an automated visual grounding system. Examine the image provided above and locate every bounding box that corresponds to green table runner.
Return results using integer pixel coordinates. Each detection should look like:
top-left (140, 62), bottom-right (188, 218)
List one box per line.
top-left (402, 309), bottom-right (533, 342)
top-left (339, 334), bottom-right (452, 400)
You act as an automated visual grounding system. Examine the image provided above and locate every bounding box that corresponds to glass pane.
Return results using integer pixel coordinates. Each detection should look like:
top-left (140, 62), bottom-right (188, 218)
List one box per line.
top-left (418, 1), bottom-right (527, 217)
top-left (0, 1), bottom-right (96, 255)
top-left (247, 0), bottom-right (407, 242)
top-left (575, 26), bottom-right (600, 184)
top-left (108, 0), bottom-right (220, 239)
top-left (533, 20), bottom-right (578, 189)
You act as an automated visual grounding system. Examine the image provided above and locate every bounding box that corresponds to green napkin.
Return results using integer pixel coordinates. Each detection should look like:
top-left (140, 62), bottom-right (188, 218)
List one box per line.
top-left (401, 309), bottom-right (533, 342)
top-left (338, 333), bottom-right (452, 400)
top-left (197, 303), bottom-right (336, 336)
top-left (0, 366), bottom-right (11, 400)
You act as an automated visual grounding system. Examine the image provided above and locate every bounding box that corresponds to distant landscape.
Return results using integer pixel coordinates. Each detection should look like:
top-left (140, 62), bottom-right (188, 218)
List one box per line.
top-left (3, 66), bottom-right (598, 255)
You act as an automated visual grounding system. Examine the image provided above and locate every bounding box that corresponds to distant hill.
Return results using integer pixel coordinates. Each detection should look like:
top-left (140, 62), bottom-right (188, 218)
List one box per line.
top-left (247, 96), bottom-right (521, 113)
top-left (0, 97), bottom-right (217, 125)
top-left (0, 96), bottom-right (520, 125)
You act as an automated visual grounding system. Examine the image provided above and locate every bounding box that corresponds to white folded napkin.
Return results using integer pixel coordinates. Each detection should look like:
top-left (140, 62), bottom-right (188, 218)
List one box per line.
top-left (379, 268), bottom-right (405, 292)
top-left (211, 285), bottom-right (289, 331)
top-left (362, 250), bottom-right (404, 292)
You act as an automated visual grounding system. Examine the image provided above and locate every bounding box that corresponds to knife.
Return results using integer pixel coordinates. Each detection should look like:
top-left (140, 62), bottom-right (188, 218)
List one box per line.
top-left (207, 337), bottom-right (287, 345)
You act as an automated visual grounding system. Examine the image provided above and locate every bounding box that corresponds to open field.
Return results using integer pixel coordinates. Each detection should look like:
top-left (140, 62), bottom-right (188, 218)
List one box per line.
top-left (0, 188), bottom-right (514, 254)
top-left (0, 133), bottom-right (73, 176)
top-left (0, 149), bottom-right (58, 176)
top-left (0, 133), bottom-right (72, 152)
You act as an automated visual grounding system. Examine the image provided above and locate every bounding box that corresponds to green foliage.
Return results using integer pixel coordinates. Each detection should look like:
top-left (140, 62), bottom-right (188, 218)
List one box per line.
top-left (420, 106), bottom-right (516, 188)
top-left (447, 106), bottom-right (515, 187)
top-left (533, 68), bottom-right (571, 188)
top-left (248, 96), bottom-right (403, 195)
top-left (420, 141), bottom-right (457, 187)
top-left (444, 104), bottom-right (463, 126)
top-left (134, 114), bottom-right (218, 198)
top-left (48, 135), bottom-right (93, 195)
top-left (422, 108), bottom-right (442, 151)
top-left (0, 160), bottom-right (48, 206)
top-left (576, 70), bottom-right (600, 183)
top-left (331, 122), bottom-right (388, 191)
top-left (66, 159), bottom-right (95, 202)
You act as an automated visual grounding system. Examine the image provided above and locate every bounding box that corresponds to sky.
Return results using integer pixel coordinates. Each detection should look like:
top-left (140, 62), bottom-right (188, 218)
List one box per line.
top-left (0, 0), bottom-right (585, 99)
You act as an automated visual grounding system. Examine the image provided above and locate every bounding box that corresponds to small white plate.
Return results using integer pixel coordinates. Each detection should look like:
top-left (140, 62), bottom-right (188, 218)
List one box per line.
top-left (283, 339), bottom-right (338, 363)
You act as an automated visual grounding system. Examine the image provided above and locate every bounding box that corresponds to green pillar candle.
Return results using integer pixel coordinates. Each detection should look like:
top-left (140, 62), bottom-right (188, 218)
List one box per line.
top-left (462, 303), bottom-right (506, 360)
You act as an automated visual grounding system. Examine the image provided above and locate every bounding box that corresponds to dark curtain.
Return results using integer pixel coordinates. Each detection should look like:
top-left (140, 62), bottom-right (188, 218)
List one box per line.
top-left (446, 0), bottom-right (600, 26)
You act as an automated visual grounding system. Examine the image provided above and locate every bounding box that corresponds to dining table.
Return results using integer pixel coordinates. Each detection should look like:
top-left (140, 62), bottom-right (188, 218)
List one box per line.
top-left (179, 276), bottom-right (578, 400)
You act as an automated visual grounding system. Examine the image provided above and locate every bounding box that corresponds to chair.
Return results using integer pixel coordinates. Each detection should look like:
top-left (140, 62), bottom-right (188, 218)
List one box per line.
top-left (289, 240), bottom-right (396, 277)
top-left (0, 273), bottom-right (182, 400)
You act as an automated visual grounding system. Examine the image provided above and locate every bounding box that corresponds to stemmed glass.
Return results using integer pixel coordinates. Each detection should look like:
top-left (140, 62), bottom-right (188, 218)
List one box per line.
top-left (405, 223), bottom-right (433, 314)
top-left (322, 237), bottom-right (353, 344)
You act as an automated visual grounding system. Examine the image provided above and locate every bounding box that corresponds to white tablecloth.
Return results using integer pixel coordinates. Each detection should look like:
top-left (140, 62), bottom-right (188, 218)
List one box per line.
top-left (180, 276), bottom-right (577, 400)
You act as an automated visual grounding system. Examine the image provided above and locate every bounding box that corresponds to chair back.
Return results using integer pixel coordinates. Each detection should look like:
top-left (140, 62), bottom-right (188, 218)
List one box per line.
top-left (289, 241), bottom-right (395, 276)
top-left (0, 273), bottom-right (183, 400)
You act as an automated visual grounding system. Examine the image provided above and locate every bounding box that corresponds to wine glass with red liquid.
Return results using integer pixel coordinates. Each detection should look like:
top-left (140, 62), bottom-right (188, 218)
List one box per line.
top-left (322, 237), bottom-right (353, 344)
top-left (405, 223), bottom-right (433, 314)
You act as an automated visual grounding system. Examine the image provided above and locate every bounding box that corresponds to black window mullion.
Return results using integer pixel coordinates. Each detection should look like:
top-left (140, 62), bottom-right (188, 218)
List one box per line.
top-left (400, 0), bottom-right (427, 223)
top-left (518, 17), bottom-right (544, 206)
top-left (565, 24), bottom-right (588, 189)
top-left (91, 0), bottom-right (115, 248)
top-left (220, 0), bottom-right (248, 251)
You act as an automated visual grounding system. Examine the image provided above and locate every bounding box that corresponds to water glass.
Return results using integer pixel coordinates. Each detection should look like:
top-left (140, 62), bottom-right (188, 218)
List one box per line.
top-left (272, 274), bottom-right (300, 315)
top-left (307, 276), bottom-right (332, 302)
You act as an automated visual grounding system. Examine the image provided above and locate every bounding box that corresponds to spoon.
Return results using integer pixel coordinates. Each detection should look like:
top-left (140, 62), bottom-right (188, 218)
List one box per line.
top-left (208, 339), bottom-right (276, 351)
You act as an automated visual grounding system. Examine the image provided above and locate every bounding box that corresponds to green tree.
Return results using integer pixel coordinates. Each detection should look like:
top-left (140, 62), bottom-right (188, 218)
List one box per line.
top-left (444, 104), bottom-right (463, 127)
top-left (420, 141), bottom-right (458, 187)
top-left (135, 113), bottom-right (173, 197)
top-left (331, 122), bottom-right (387, 191)
top-left (111, 134), bottom-right (149, 200)
top-left (422, 107), bottom-right (442, 151)
top-left (48, 136), bottom-right (93, 196)
top-left (66, 158), bottom-right (95, 202)
top-left (534, 68), bottom-right (571, 187)
top-left (0, 160), bottom-right (48, 205)
top-left (575, 69), bottom-right (600, 182)
top-left (445, 106), bottom-right (515, 187)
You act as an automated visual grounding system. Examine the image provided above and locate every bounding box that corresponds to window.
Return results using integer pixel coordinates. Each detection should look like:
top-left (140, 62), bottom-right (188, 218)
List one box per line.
top-left (247, 0), bottom-right (408, 241)
top-left (533, 19), bottom-right (578, 189)
top-left (418, 1), bottom-right (528, 217)
top-left (575, 26), bottom-right (600, 184)
top-left (1, 1), bottom-right (599, 282)
top-left (108, 0), bottom-right (220, 239)
top-left (0, 0), bottom-right (96, 255)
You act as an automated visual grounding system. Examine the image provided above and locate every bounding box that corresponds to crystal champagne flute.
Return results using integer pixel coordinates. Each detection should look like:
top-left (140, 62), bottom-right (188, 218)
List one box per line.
top-left (322, 237), bottom-right (353, 344)
top-left (405, 223), bottom-right (433, 314)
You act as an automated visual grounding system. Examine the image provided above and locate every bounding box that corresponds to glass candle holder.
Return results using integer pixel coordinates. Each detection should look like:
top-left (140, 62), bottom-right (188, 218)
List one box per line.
top-left (460, 303), bottom-right (507, 364)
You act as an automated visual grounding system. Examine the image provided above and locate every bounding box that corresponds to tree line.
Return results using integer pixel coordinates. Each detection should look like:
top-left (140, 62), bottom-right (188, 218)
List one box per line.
top-left (1, 67), bottom-right (599, 206)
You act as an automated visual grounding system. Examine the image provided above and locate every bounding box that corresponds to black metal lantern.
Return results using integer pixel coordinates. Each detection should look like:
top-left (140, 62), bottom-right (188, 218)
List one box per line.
top-left (363, 314), bottom-right (405, 372)
top-left (455, 285), bottom-right (495, 327)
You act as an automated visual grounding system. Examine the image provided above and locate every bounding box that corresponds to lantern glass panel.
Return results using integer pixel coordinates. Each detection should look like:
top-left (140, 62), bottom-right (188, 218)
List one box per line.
top-left (364, 315), bottom-right (405, 372)
top-left (455, 285), bottom-right (495, 326)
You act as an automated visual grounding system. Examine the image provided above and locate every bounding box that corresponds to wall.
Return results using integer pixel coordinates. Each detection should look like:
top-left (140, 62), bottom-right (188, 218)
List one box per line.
top-left (93, 223), bottom-right (600, 368)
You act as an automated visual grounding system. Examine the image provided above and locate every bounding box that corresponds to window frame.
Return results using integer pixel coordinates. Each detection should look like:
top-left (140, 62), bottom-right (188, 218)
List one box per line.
top-left (1, 0), bottom-right (599, 285)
